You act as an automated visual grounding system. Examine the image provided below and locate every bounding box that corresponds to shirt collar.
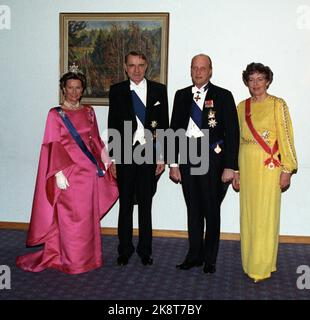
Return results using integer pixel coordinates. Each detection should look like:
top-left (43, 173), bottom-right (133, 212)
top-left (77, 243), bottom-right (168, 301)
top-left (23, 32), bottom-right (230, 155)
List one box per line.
top-left (130, 78), bottom-right (146, 91)
top-left (192, 82), bottom-right (209, 94)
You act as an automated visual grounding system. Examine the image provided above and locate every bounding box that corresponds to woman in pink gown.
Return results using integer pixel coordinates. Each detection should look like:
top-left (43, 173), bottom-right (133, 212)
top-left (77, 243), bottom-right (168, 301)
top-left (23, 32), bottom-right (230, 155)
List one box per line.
top-left (16, 70), bottom-right (119, 274)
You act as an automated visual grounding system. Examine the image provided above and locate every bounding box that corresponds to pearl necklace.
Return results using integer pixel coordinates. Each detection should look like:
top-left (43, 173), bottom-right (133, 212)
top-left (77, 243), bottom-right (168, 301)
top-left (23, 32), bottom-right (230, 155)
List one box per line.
top-left (63, 100), bottom-right (83, 110)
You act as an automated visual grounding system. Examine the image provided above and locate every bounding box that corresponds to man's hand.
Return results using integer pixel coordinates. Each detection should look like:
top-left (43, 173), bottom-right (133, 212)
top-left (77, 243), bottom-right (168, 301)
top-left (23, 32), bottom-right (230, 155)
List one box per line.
top-left (232, 172), bottom-right (240, 191)
top-left (221, 168), bottom-right (234, 183)
top-left (155, 163), bottom-right (165, 176)
top-left (169, 167), bottom-right (181, 184)
top-left (55, 171), bottom-right (70, 190)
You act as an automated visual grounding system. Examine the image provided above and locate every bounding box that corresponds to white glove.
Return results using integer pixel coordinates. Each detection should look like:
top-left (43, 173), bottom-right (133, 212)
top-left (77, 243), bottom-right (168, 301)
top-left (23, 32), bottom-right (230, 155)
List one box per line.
top-left (55, 171), bottom-right (70, 190)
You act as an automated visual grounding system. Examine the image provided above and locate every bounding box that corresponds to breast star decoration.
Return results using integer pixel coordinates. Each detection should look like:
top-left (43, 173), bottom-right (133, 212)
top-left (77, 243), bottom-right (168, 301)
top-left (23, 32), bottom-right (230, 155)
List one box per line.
top-left (207, 109), bottom-right (217, 128)
top-left (208, 118), bottom-right (218, 128)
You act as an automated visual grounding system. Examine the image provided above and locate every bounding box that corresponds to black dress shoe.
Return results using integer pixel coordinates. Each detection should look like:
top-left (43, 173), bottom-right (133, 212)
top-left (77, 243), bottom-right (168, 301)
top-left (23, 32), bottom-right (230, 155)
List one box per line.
top-left (117, 255), bottom-right (129, 266)
top-left (176, 260), bottom-right (203, 270)
top-left (141, 256), bottom-right (153, 265)
top-left (203, 263), bottom-right (216, 274)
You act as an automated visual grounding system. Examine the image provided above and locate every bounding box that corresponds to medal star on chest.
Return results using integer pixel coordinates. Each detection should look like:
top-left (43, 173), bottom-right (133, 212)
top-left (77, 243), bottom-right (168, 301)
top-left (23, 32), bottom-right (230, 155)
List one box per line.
top-left (208, 110), bottom-right (216, 119)
top-left (151, 120), bottom-right (158, 128)
top-left (208, 118), bottom-right (217, 128)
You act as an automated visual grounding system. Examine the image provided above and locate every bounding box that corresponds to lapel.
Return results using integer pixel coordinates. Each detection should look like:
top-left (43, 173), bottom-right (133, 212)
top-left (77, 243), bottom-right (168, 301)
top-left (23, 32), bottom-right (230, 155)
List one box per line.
top-left (146, 79), bottom-right (153, 109)
top-left (123, 80), bottom-right (137, 125)
top-left (145, 79), bottom-right (156, 126)
top-left (202, 82), bottom-right (216, 123)
top-left (204, 82), bottom-right (216, 102)
top-left (185, 86), bottom-right (195, 123)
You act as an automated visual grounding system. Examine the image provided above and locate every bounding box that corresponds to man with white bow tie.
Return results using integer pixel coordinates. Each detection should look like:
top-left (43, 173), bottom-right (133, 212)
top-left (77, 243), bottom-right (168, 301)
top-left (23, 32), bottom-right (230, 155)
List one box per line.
top-left (169, 54), bottom-right (239, 274)
top-left (108, 51), bottom-right (169, 266)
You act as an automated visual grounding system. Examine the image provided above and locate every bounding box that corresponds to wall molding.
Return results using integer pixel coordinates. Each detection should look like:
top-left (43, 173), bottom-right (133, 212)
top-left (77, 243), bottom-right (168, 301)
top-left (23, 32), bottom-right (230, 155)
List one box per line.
top-left (1, 221), bottom-right (309, 244)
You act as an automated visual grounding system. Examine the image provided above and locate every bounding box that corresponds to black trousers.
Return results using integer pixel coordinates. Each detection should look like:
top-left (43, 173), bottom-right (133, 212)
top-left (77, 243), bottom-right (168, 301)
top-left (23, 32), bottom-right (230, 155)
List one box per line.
top-left (116, 163), bottom-right (156, 258)
top-left (179, 160), bottom-right (224, 265)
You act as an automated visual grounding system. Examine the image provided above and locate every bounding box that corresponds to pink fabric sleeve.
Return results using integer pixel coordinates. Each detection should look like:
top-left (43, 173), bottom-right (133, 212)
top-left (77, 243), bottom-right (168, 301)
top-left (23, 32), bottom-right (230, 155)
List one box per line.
top-left (27, 109), bottom-right (75, 246)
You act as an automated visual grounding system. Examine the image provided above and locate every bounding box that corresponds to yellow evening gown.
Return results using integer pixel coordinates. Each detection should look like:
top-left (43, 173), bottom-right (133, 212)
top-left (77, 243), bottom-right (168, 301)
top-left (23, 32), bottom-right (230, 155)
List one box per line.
top-left (237, 95), bottom-right (298, 281)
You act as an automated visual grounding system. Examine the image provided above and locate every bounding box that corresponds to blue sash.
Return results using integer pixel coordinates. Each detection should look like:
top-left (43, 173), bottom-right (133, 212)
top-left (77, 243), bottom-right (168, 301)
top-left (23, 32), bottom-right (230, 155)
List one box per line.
top-left (131, 90), bottom-right (146, 125)
top-left (190, 100), bottom-right (202, 129)
top-left (55, 107), bottom-right (105, 177)
top-left (191, 83), bottom-right (210, 129)
top-left (131, 91), bottom-right (165, 160)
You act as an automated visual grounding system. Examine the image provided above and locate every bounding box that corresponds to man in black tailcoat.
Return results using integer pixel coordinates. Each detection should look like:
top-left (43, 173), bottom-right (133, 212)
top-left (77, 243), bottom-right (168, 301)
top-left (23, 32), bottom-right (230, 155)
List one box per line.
top-left (169, 54), bottom-right (239, 274)
top-left (108, 51), bottom-right (169, 266)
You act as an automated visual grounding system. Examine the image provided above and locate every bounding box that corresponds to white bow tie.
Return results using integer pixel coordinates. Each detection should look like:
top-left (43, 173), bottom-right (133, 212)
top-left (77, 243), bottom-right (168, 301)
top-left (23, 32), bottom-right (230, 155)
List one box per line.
top-left (192, 83), bottom-right (209, 94)
top-left (192, 87), bottom-right (201, 94)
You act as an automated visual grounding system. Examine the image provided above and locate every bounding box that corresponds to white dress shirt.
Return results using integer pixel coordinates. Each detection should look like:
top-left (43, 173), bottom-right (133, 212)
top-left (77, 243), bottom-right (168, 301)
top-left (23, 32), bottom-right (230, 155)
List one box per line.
top-left (130, 79), bottom-right (147, 145)
top-left (170, 83), bottom-right (209, 167)
top-left (185, 84), bottom-right (209, 138)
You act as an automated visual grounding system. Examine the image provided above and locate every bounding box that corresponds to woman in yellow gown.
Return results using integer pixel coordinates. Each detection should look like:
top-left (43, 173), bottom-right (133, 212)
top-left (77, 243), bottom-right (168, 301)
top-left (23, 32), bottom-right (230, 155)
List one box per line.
top-left (233, 63), bottom-right (298, 282)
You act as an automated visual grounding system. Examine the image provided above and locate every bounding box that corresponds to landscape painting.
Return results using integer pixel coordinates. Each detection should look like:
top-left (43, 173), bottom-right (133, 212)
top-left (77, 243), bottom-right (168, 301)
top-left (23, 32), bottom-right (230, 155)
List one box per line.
top-left (60, 13), bottom-right (169, 105)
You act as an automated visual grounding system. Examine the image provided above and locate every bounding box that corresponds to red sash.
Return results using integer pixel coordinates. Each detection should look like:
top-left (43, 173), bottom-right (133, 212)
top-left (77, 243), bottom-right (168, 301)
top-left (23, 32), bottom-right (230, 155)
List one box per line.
top-left (245, 98), bottom-right (280, 169)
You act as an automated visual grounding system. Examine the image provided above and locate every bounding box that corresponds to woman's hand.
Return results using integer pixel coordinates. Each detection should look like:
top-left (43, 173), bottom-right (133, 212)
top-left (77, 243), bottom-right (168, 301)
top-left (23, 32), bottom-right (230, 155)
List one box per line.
top-left (110, 162), bottom-right (117, 179)
top-left (55, 171), bottom-right (70, 190)
top-left (280, 172), bottom-right (291, 191)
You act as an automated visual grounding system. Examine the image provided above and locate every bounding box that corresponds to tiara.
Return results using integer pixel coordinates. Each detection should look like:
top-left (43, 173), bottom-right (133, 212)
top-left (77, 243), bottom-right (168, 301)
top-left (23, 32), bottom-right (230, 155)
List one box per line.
top-left (68, 62), bottom-right (82, 74)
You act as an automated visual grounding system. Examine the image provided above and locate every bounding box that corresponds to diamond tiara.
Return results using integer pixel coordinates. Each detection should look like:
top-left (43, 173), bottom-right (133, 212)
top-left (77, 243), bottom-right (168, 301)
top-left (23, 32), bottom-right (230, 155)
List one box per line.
top-left (68, 62), bottom-right (81, 74)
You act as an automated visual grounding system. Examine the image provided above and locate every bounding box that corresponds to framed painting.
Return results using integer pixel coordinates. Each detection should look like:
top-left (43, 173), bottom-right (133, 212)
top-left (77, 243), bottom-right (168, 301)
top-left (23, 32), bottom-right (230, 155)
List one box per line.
top-left (60, 12), bottom-right (169, 105)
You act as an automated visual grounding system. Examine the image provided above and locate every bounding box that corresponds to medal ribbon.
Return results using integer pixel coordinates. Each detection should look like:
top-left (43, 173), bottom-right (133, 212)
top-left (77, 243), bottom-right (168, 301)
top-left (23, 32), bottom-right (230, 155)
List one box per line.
top-left (245, 98), bottom-right (280, 168)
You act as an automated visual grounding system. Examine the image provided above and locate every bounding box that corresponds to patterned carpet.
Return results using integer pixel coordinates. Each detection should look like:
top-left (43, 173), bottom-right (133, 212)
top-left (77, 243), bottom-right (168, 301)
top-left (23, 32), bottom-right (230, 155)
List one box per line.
top-left (0, 229), bottom-right (310, 300)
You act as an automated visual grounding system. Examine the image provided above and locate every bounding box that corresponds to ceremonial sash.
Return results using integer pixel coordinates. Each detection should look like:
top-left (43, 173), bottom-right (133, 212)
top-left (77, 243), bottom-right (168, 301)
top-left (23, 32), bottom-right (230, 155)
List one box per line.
top-left (245, 98), bottom-right (280, 169)
top-left (131, 90), bottom-right (146, 125)
top-left (190, 83), bottom-right (210, 129)
top-left (190, 100), bottom-right (202, 129)
top-left (56, 107), bottom-right (105, 177)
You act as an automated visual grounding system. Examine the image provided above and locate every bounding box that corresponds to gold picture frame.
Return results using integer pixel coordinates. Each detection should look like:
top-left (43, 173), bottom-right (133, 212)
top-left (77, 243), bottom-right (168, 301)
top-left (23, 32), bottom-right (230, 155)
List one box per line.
top-left (60, 12), bottom-right (169, 106)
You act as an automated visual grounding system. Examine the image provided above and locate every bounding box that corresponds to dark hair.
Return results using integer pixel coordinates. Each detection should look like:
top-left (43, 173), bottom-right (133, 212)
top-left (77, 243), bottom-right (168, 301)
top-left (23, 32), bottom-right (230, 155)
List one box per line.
top-left (125, 51), bottom-right (147, 64)
top-left (59, 72), bottom-right (87, 94)
top-left (242, 62), bottom-right (273, 87)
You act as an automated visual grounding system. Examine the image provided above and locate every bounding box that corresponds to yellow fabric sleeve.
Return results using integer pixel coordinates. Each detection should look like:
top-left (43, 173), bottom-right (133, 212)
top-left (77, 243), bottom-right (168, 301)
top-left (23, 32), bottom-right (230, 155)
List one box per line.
top-left (274, 98), bottom-right (298, 173)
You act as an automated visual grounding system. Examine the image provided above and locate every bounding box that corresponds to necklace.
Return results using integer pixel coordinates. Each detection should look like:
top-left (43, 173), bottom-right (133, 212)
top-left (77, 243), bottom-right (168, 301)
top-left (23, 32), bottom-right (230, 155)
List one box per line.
top-left (63, 100), bottom-right (82, 110)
